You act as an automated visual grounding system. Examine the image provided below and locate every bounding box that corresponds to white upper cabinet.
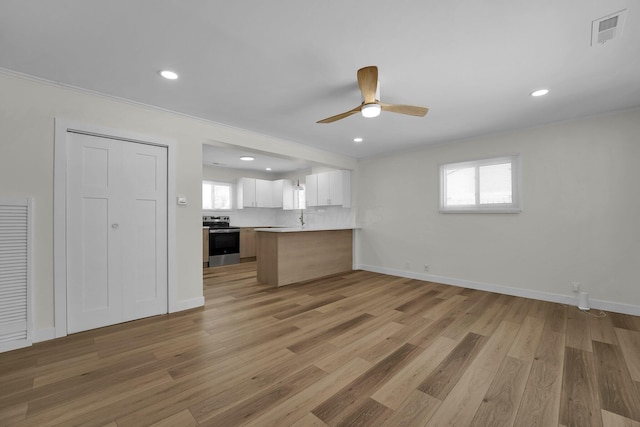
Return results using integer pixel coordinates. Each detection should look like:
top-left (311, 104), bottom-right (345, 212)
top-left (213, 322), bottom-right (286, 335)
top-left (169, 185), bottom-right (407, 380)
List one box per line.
top-left (306, 170), bottom-right (351, 207)
top-left (255, 178), bottom-right (273, 207)
top-left (237, 178), bottom-right (294, 208)
top-left (279, 179), bottom-right (294, 210)
top-left (237, 178), bottom-right (255, 208)
top-left (306, 174), bottom-right (318, 207)
top-left (237, 178), bottom-right (274, 208)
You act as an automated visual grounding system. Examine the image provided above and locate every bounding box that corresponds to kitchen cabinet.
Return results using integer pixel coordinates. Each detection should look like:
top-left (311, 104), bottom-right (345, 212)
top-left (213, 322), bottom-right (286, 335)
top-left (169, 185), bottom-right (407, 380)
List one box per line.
top-left (305, 170), bottom-right (351, 207)
top-left (240, 227), bottom-right (257, 259)
top-left (271, 179), bottom-right (284, 209)
top-left (281, 179), bottom-right (294, 210)
top-left (202, 228), bottom-right (209, 266)
top-left (256, 228), bottom-right (353, 287)
top-left (237, 178), bottom-right (274, 208)
top-left (237, 178), bottom-right (297, 209)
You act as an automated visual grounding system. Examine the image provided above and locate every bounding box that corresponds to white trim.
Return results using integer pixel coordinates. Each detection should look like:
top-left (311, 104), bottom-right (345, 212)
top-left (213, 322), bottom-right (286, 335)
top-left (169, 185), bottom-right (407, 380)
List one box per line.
top-left (172, 297), bottom-right (205, 312)
top-left (355, 263), bottom-right (640, 316)
top-left (33, 327), bottom-right (56, 343)
top-left (54, 119), bottom-right (179, 337)
top-left (0, 340), bottom-right (32, 353)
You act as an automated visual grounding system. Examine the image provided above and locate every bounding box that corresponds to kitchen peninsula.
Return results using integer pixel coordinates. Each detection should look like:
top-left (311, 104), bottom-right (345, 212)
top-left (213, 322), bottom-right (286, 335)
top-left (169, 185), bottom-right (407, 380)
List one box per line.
top-left (255, 227), bottom-right (354, 287)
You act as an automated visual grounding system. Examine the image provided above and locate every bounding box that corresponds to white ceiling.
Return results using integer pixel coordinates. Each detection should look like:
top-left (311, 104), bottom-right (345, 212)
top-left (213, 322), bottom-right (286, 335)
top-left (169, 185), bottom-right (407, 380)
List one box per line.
top-left (1, 1), bottom-right (639, 160)
top-left (202, 142), bottom-right (313, 173)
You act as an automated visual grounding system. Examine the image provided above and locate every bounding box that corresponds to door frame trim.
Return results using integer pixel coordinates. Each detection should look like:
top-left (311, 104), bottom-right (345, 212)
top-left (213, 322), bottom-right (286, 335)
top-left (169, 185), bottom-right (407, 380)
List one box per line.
top-left (53, 119), bottom-right (177, 338)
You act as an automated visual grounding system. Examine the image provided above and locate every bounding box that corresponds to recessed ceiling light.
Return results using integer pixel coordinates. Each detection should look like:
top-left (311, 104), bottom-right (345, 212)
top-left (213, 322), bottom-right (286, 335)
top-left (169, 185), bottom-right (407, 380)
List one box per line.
top-left (530, 89), bottom-right (549, 97)
top-left (265, 167), bottom-right (272, 171)
top-left (353, 137), bottom-right (363, 143)
top-left (159, 70), bottom-right (178, 80)
top-left (240, 156), bottom-right (255, 161)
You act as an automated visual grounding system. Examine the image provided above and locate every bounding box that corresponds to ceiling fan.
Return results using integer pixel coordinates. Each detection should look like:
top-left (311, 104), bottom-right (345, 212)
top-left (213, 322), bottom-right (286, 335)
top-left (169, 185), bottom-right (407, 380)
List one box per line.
top-left (316, 65), bottom-right (429, 124)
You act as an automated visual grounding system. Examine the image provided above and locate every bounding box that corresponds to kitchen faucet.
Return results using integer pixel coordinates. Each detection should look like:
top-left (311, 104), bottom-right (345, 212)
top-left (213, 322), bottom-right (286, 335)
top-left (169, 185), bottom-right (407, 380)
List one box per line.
top-left (299, 210), bottom-right (305, 227)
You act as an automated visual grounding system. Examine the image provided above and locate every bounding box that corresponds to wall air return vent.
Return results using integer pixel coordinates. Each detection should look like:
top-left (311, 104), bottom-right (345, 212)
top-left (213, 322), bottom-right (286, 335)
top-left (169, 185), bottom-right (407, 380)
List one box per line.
top-left (591, 9), bottom-right (627, 46)
top-left (0, 197), bottom-right (32, 353)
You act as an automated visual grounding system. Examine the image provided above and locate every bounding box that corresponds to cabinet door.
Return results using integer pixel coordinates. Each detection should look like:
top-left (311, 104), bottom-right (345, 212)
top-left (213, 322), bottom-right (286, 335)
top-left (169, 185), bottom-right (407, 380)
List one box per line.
top-left (202, 228), bottom-right (209, 263)
top-left (317, 172), bottom-right (331, 205)
top-left (327, 170), bottom-right (351, 207)
top-left (305, 174), bottom-right (318, 207)
top-left (271, 179), bottom-right (284, 208)
top-left (281, 179), bottom-right (294, 210)
top-left (240, 228), bottom-right (256, 258)
top-left (256, 179), bottom-right (273, 207)
top-left (328, 170), bottom-right (343, 206)
top-left (239, 178), bottom-right (257, 207)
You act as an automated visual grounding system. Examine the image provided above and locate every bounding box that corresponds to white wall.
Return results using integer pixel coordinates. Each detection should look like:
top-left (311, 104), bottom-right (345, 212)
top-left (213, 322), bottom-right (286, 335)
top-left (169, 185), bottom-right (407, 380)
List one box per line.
top-left (0, 71), bottom-right (356, 340)
top-left (356, 108), bottom-right (640, 315)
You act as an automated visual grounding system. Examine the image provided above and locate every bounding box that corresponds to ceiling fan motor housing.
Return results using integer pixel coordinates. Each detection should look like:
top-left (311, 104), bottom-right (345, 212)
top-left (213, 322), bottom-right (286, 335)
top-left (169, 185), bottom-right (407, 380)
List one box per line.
top-left (361, 103), bottom-right (381, 118)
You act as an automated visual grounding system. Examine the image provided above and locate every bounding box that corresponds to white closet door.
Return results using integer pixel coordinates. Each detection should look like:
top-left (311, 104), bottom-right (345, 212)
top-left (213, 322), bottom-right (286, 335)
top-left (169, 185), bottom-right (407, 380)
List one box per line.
top-left (66, 132), bottom-right (167, 333)
top-left (121, 142), bottom-right (167, 321)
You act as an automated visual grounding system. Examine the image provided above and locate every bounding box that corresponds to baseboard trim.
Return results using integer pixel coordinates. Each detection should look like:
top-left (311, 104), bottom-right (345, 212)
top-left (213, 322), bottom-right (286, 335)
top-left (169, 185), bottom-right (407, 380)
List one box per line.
top-left (356, 264), bottom-right (640, 316)
top-left (33, 327), bottom-right (56, 343)
top-left (171, 296), bottom-right (205, 313)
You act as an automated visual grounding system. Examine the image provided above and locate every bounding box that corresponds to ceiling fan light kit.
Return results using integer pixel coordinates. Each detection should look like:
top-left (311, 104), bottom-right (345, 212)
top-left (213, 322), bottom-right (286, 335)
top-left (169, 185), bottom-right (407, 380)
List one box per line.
top-left (361, 103), bottom-right (381, 118)
top-left (317, 65), bottom-right (428, 124)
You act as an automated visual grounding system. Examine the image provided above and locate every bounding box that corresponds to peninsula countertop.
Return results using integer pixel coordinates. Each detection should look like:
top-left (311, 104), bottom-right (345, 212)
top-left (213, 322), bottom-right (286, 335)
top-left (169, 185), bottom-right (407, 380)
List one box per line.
top-left (254, 226), bottom-right (357, 233)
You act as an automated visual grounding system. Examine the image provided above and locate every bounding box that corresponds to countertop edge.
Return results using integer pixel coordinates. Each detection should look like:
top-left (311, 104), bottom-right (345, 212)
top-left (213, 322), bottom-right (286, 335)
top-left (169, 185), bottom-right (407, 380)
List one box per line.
top-left (254, 227), bottom-right (358, 233)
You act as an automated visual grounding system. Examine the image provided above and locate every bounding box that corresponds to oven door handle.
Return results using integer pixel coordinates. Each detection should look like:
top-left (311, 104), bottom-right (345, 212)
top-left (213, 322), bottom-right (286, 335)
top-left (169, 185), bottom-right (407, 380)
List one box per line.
top-left (209, 229), bottom-right (240, 234)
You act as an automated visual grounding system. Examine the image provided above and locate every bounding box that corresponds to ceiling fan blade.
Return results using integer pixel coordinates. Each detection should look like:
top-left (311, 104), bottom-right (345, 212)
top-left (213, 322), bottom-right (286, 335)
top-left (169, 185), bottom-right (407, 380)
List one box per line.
top-left (316, 105), bottom-right (362, 123)
top-left (357, 66), bottom-right (378, 104)
top-left (380, 102), bottom-right (429, 117)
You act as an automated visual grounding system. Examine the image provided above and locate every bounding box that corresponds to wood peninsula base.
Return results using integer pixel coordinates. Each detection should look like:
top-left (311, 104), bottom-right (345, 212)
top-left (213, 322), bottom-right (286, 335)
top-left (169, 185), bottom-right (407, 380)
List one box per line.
top-left (255, 228), bottom-right (353, 287)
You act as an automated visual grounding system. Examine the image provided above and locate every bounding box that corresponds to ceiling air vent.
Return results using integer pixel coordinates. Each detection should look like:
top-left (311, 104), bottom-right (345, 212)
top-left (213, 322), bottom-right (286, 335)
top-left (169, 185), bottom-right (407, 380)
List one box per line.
top-left (591, 9), bottom-right (627, 46)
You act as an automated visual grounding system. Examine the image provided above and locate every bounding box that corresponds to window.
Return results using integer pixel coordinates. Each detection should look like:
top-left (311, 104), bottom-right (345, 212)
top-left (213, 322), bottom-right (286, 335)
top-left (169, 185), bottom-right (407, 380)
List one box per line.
top-left (440, 156), bottom-right (521, 213)
top-left (202, 180), bottom-right (233, 210)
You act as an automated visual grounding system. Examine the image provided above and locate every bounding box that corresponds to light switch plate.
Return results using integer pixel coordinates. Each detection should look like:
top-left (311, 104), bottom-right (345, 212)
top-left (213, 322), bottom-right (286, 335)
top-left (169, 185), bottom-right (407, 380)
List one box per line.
top-left (177, 196), bottom-right (187, 205)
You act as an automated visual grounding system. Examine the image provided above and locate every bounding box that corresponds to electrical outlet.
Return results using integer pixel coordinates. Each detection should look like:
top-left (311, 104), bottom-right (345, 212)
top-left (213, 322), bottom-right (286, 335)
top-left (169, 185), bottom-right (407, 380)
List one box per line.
top-left (572, 282), bottom-right (580, 292)
top-left (424, 264), bottom-right (430, 272)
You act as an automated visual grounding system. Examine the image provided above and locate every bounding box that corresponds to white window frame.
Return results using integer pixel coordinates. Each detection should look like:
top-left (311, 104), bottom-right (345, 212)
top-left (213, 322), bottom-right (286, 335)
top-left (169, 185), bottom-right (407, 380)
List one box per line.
top-left (439, 155), bottom-right (521, 213)
top-left (202, 180), bottom-right (234, 211)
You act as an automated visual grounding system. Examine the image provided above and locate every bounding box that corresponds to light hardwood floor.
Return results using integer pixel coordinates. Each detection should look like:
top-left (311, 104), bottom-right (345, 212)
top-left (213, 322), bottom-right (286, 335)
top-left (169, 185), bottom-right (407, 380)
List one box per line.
top-left (2, 262), bottom-right (640, 426)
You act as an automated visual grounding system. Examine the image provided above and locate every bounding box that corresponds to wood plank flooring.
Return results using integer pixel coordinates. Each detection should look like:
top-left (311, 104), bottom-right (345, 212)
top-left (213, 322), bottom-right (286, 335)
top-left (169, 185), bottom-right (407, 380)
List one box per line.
top-left (1, 262), bottom-right (640, 426)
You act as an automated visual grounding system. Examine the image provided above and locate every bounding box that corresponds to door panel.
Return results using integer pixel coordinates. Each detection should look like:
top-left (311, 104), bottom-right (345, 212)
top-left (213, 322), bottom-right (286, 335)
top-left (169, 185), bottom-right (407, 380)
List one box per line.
top-left (81, 197), bottom-right (109, 311)
top-left (134, 200), bottom-right (157, 301)
top-left (122, 143), bottom-right (167, 321)
top-left (67, 134), bottom-right (123, 333)
top-left (67, 132), bottom-right (167, 333)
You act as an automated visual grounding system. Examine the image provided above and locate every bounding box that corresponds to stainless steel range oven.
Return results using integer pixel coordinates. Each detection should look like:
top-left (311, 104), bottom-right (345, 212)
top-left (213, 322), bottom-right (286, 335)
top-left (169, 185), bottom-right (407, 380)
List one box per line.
top-left (203, 216), bottom-right (240, 266)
